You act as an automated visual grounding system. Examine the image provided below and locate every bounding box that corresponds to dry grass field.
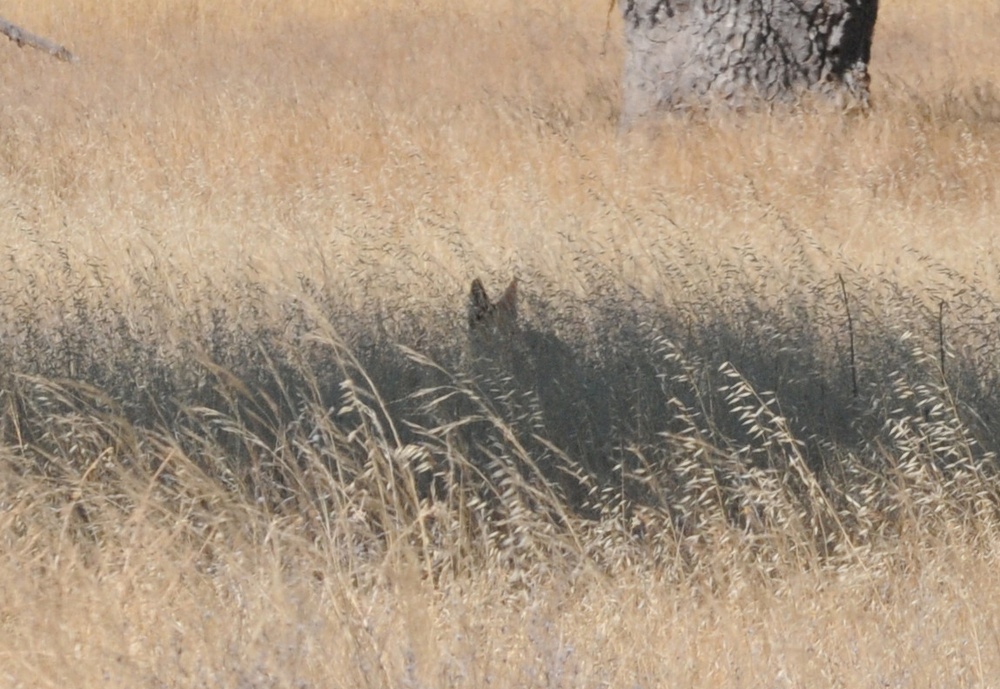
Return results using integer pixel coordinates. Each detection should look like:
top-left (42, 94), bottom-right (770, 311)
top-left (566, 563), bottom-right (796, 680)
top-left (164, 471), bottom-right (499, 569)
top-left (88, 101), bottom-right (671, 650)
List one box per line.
top-left (2, 0), bottom-right (1000, 686)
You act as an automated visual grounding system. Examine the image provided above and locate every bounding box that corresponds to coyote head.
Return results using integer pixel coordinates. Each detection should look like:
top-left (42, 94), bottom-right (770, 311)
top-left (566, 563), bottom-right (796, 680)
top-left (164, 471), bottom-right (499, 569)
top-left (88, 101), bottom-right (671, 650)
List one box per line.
top-left (467, 278), bottom-right (518, 333)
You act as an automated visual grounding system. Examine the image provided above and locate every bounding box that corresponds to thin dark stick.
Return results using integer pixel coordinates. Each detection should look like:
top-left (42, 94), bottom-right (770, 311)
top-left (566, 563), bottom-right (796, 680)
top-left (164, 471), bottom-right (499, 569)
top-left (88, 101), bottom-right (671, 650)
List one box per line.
top-left (837, 274), bottom-right (858, 398)
top-left (601, 0), bottom-right (616, 56)
top-left (0, 16), bottom-right (77, 63)
top-left (938, 300), bottom-right (947, 380)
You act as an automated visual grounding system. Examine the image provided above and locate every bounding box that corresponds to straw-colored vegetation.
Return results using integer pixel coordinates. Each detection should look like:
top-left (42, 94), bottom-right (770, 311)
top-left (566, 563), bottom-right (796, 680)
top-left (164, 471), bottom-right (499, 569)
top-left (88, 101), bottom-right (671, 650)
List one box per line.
top-left (2, 0), bottom-right (1000, 685)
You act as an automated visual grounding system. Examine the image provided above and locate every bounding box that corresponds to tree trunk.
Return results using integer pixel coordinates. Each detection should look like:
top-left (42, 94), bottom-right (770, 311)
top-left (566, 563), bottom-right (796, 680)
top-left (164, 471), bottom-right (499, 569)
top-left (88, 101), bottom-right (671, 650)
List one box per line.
top-left (619, 0), bottom-right (878, 123)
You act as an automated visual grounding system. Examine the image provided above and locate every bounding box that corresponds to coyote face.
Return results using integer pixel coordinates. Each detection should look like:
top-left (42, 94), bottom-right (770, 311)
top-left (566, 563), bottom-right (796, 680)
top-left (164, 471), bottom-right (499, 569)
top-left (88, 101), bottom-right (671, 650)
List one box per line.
top-left (467, 278), bottom-right (518, 334)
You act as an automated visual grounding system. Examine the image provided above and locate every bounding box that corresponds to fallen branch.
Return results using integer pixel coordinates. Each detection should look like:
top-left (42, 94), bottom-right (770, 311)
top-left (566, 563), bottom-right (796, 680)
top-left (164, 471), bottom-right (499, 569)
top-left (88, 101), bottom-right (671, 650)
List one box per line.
top-left (0, 16), bottom-right (76, 63)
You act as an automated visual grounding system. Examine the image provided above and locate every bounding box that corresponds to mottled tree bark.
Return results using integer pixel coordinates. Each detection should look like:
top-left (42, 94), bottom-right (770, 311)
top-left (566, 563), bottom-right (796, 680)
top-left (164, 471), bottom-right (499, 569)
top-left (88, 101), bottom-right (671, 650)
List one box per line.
top-left (619, 0), bottom-right (878, 123)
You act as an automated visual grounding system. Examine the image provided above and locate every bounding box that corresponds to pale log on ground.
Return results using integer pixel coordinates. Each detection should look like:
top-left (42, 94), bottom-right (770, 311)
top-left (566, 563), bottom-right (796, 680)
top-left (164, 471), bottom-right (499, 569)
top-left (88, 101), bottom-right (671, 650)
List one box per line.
top-left (0, 16), bottom-right (76, 63)
top-left (619, 0), bottom-right (878, 123)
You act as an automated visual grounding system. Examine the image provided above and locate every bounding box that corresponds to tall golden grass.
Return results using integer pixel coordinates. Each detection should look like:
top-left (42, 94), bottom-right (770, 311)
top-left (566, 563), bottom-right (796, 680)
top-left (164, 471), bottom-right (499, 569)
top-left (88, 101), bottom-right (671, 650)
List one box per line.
top-left (2, 0), bottom-right (1000, 685)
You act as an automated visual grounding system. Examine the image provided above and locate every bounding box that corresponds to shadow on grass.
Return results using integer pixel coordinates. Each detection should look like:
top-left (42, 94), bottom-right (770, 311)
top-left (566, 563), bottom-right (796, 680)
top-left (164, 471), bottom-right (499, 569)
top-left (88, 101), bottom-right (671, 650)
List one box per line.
top-left (2, 269), bottom-right (1000, 532)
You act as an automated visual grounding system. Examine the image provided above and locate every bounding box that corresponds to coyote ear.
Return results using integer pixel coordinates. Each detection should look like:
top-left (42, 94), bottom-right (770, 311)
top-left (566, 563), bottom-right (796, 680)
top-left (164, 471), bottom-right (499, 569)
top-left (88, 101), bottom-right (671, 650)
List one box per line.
top-left (468, 278), bottom-right (492, 328)
top-left (496, 278), bottom-right (518, 314)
